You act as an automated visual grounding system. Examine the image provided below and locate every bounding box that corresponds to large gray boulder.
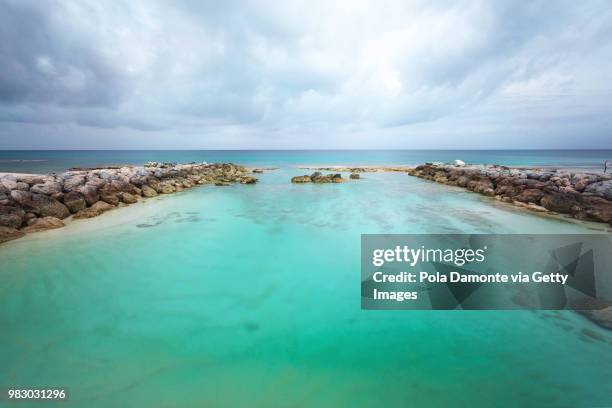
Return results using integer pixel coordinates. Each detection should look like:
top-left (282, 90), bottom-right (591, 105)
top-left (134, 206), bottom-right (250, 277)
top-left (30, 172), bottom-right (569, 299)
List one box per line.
top-left (585, 180), bottom-right (612, 200)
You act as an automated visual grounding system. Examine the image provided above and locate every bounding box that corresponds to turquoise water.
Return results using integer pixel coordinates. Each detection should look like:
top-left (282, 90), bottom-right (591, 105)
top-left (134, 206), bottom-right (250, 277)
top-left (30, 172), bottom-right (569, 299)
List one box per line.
top-left (1, 155), bottom-right (612, 407)
top-left (1, 149), bottom-right (612, 173)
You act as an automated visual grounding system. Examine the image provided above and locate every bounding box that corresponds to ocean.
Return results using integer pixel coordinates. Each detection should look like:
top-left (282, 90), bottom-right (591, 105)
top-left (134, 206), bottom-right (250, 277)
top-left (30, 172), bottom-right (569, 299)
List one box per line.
top-left (1, 149), bottom-right (612, 173)
top-left (1, 150), bottom-right (611, 407)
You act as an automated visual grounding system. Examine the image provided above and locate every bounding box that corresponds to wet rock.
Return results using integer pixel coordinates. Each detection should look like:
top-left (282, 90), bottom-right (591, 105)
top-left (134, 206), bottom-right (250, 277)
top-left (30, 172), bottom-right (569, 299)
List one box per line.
top-left (350, 173), bottom-right (360, 179)
top-left (141, 185), bottom-right (158, 197)
top-left (100, 192), bottom-right (120, 205)
top-left (240, 176), bottom-right (257, 184)
top-left (515, 189), bottom-right (544, 204)
top-left (160, 183), bottom-right (175, 194)
top-left (0, 205), bottom-right (25, 228)
top-left (0, 226), bottom-right (25, 243)
top-left (120, 192), bottom-right (138, 204)
top-left (579, 196), bottom-right (612, 223)
top-left (22, 216), bottom-right (65, 232)
top-left (291, 175), bottom-right (311, 183)
top-left (331, 174), bottom-right (346, 183)
top-left (73, 201), bottom-right (115, 219)
top-left (62, 191), bottom-right (87, 213)
top-left (540, 193), bottom-right (580, 213)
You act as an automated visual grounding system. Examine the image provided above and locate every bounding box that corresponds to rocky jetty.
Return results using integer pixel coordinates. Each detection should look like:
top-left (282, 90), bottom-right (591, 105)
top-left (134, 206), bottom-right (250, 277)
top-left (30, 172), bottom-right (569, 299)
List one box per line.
top-left (407, 163), bottom-right (612, 225)
top-left (0, 162), bottom-right (257, 244)
top-left (301, 166), bottom-right (411, 173)
top-left (291, 172), bottom-right (348, 183)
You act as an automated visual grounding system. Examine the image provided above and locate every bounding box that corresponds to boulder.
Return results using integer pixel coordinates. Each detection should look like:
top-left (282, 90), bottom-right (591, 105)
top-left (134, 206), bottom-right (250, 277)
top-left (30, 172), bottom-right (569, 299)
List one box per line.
top-left (63, 175), bottom-right (86, 192)
top-left (141, 185), bottom-right (158, 197)
top-left (15, 182), bottom-right (29, 191)
top-left (160, 184), bottom-right (175, 194)
top-left (30, 194), bottom-right (70, 219)
top-left (585, 180), bottom-right (612, 200)
top-left (120, 192), bottom-right (138, 204)
top-left (22, 216), bottom-right (65, 232)
top-left (100, 192), bottom-right (120, 205)
top-left (107, 180), bottom-right (141, 195)
top-left (240, 176), bottom-right (257, 184)
top-left (579, 196), bottom-right (612, 223)
top-left (540, 193), bottom-right (580, 213)
top-left (62, 191), bottom-right (87, 213)
top-left (30, 181), bottom-right (63, 195)
top-left (0, 226), bottom-right (25, 243)
top-left (515, 189), bottom-right (544, 204)
top-left (79, 184), bottom-right (100, 206)
top-left (350, 173), bottom-right (360, 179)
top-left (0, 205), bottom-right (25, 228)
top-left (291, 175), bottom-right (311, 183)
top-left (10, 190), bottom-right (32, 206)
top-left (331, 174), bottom-right (346, 183)
top-left (1, 178), bottom-right (18, 190)
top-left (453, 160), bottom-right (466, 167)
top-left (73, 201), bottom-right (114, 219)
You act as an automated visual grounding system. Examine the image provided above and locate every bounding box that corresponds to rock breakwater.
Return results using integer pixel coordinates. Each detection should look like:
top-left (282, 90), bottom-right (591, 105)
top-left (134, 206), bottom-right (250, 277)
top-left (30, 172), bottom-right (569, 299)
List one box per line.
top-left (291, 172), bottom-right (348, 183)
top-left (407, 163), bottom-right (612, 226)
top-left (0, 162), bottom-right (257, 243)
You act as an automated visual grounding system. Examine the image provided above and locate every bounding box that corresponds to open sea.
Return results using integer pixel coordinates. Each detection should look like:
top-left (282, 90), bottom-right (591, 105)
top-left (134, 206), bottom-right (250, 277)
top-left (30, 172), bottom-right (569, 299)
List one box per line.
top-left (1, 150), bottom-right (611, 407)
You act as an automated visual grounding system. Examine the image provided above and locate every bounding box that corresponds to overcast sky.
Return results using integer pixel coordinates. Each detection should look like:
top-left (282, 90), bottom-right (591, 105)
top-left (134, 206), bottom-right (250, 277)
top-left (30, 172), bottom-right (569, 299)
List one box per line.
top-left (1, 0), bottom-right (612, 149)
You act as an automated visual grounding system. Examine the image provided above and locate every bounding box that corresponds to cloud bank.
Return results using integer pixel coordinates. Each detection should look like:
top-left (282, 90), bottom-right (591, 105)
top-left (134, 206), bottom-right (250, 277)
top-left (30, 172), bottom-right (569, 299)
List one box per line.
top-left (1, 0), bottom-right (612, 148)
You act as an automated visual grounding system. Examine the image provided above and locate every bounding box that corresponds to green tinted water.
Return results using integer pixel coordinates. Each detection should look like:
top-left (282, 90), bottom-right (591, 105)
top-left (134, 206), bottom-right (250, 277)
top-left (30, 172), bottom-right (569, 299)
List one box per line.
top-left (1, 170), bottom-right (611, 407)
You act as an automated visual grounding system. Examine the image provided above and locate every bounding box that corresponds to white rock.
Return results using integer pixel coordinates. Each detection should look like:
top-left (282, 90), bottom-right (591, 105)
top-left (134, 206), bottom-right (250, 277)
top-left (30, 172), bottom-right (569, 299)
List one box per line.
top-left (453, 160), bottom-right (466, 167)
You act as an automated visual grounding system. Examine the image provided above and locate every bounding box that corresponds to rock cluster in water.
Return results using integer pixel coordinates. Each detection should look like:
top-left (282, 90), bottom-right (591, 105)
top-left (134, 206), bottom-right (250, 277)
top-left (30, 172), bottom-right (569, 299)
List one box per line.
top-left (291, 172), bottom-right (348, 183)
top-left (407, 163), bottom-right (612, 225)
top-left (0, 162), bottom-right (257, 243)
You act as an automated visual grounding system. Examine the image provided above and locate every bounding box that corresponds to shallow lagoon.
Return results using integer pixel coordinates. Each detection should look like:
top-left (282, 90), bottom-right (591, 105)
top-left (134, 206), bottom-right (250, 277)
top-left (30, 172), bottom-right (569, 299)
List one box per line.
top-left (1, 169), bottom-right (611, 407)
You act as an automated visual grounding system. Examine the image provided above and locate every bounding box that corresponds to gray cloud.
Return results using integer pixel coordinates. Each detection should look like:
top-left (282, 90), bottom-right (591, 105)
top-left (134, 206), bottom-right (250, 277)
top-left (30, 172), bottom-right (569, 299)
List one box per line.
top-left (0, 0), bottom-right (612, 148)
